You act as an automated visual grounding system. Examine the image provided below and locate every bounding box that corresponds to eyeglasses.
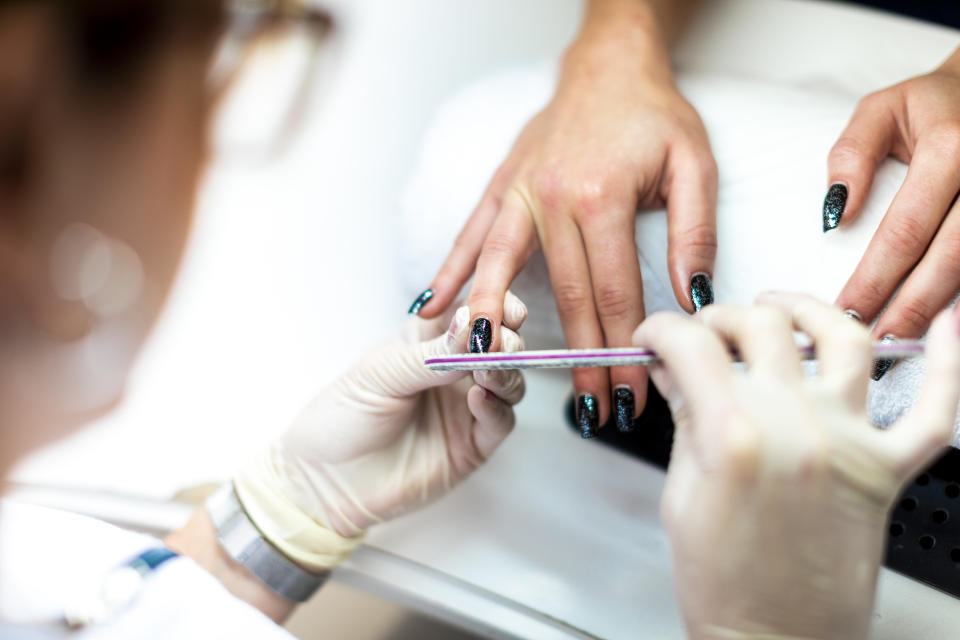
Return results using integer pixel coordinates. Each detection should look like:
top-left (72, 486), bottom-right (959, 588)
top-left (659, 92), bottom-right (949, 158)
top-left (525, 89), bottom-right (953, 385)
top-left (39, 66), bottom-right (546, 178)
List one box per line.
top-left (208, 0), bottom-right (334, 160)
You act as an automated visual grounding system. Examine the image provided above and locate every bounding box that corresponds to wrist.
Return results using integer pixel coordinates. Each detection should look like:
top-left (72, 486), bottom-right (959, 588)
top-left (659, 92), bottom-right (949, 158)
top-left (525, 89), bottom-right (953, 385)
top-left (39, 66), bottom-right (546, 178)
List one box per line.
top-left (165, 508), bottom-right (297, 624)
top-left (563, 4), bottom-right (674, 89)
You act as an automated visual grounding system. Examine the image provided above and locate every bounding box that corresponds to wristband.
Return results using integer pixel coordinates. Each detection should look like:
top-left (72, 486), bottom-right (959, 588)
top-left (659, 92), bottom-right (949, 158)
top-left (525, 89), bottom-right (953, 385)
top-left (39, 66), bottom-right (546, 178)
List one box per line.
top-left (206, 483), bottom-right (328, 603)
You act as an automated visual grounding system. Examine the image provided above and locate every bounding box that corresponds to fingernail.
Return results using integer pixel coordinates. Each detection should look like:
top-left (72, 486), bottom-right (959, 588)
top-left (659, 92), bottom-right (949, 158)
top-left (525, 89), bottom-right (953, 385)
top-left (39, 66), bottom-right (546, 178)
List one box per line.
top-left (843, 309), bottom-right (863, 323)
top-left (469, 317), bottom-right (492, 353)
top-left (407, 289), bottom-right (434, 314)
top-left (690, 273), bottom-right (714, 312)
top-left (614, 387), bottom-right (635, 433)
top-left (871, 334), bottom-right (896, 381)
top-left (577, 394), bottom-right (598, 438)
top-left (822, 183), bottom-right (847, 232)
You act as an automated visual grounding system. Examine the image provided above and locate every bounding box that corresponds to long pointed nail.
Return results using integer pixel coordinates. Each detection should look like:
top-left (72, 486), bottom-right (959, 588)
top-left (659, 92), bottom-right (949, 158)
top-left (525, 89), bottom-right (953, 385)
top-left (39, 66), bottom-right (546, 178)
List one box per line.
top-left (843, 309), bottom-right (862, 323)
top-left (614, 387), bottom-right (635, 433)
top-left (871, 334), bottom-right (896, 381)
top-left (469, 317), bottom-right (492, 353)
top-left (577, 394), bottom-right (598, 438)
top-left (690, 273), bottom-right (714, 312)
top-left (407, 289), bottom-right (434, 314)
top-left (823, 183), bottom-right (847, 232)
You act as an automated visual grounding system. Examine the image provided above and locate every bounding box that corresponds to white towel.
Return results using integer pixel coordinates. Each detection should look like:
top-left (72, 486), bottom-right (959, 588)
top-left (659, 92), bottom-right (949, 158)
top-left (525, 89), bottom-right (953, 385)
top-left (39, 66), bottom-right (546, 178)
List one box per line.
top-left (398, 64), bottom-right (959, 440)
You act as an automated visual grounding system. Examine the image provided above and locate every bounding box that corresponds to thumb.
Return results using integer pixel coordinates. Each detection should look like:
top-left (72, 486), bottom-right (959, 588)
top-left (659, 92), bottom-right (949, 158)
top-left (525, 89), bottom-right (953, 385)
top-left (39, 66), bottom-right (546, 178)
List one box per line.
top-left (364, 306), bottom-right (472, 398)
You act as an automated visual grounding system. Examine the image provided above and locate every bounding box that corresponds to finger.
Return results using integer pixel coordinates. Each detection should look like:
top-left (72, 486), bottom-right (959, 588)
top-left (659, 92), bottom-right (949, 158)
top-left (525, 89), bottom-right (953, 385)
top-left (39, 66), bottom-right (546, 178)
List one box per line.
top-left (473, 327), bottom-right (526, 405)
top-left (757, 291), bottom-right (873, 407)
top-left (632, 312), bottom-right (738, 465)
top-left (580, 205), bottom-right (648, 427)
top-left (697, 304), bottom-right (803, 382)
top-left (873, 199), bottom-right (960, 340)
top-left (540, 213), bottom-right (610, 435)
top-left (468, 385), bottom-right (516, 459)
top-left (502, 290), bottom-right (528, 332)
top-left (387, 306), bottom-right (472, 396)
top-left (664, 141), bottom-right (718, 312)
top-left (835, 138), bottom-right (960, 325)
top-left (418, 164), bottom-right (514, 319)
top-left (824, 92), bottom-right (896, 230)
top-left (878, 308), bottom-right (960, 481)
top-left (467, 191), bottom-right (537, 353)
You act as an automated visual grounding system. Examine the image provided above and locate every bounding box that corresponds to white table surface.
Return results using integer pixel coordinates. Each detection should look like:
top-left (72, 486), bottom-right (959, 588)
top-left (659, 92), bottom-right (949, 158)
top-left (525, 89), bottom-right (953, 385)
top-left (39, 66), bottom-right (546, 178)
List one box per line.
top-left (8, 0), bottom-right (960, 637)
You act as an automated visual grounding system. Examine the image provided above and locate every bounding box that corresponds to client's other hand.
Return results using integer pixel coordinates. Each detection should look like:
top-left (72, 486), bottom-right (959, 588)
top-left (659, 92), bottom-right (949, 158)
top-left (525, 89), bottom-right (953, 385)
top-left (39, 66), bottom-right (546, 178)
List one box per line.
top-left (827, 46), bottom-right (960, 353)
top-left (233, 293), bottom-right (527, 570)
top-left (634, 293), bottom-right (960, 640)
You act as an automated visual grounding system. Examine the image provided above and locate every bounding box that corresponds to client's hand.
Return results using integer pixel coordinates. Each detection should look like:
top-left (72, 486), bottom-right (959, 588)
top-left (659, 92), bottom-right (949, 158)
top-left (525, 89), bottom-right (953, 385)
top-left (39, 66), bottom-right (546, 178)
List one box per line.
top-left (416, 9), bottom-right (716, 434)
top-left (234, 293), bottom-right (527, 570)
top-left (634, 293), bottom-right (960, 640)
top-left (827, 46), bottom-right (960, 353)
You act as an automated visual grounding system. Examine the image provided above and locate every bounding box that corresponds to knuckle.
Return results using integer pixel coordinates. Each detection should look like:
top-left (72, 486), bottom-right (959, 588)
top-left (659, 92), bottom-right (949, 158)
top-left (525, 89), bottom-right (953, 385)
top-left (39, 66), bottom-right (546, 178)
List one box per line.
top-left (467, 283), bottom-right (504, 310)
top-left (532, 166), bottom-right (568, 211)
top-left (853, 275), bottom-right (890, 310)
top-left (479, 231), bottom-right (521, 261)
top-left (574, 176), bottom-right (616, 222)
top-left (892, 297), bottom-right (937, 337)
top-left (829, 136), bottom-right (873, 168)
top-left (593, 282), bottom-right (637, 323)
top-left (553, 281), bottom-right (594, 317)
top-left (670, 222), bottom-right (718, 261)
top-left (881, 216), bottom-right (930, 256)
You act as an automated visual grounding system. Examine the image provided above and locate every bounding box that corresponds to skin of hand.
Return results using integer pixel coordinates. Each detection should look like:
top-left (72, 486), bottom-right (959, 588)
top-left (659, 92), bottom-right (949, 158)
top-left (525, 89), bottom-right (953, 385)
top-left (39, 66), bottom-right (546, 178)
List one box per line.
top-left (829, 46), bottom-right (960, 344)
top-left (168, 293), bottom-right (528, 622)
top-left (633, 293), bottom-right (960, 639)
top-left (417, 0), bottom-right (716, 431)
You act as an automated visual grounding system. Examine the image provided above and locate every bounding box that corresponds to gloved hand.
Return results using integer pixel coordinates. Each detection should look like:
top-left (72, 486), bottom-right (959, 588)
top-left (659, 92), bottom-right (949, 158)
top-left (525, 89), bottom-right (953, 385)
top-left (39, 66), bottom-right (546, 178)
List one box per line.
top-left (633, 293), bottom-right (960, 640)
top-left (234, 294), bottom-right (527, 571)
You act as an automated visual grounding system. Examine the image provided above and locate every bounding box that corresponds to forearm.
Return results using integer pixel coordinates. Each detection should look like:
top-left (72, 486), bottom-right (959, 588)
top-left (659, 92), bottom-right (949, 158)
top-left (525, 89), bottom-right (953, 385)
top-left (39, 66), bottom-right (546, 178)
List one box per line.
top-left (164, 507), bottom-right (298, 624)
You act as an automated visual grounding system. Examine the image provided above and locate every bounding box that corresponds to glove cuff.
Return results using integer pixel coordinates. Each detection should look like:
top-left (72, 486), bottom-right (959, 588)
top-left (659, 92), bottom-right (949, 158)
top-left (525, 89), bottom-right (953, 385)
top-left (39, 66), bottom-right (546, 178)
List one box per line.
top-left (233, 449), bottom-right (365, 572)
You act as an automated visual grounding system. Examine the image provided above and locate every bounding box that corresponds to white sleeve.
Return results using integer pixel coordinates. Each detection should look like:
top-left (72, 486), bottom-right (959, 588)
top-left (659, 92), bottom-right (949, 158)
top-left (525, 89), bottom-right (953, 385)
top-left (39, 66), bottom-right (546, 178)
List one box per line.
top-left (0, 500), bottom-right (296, 640)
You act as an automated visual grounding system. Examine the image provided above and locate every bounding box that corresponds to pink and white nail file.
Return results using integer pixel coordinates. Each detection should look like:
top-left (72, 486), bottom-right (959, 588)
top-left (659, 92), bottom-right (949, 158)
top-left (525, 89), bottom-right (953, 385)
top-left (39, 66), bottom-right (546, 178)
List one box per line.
top-left (424, 341), bottom-right (925, 371)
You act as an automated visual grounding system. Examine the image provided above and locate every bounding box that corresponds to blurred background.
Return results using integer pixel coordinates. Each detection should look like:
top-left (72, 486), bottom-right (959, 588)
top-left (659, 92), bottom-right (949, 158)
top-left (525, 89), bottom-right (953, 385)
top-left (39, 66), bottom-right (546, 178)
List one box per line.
top-left (10, 1), bottom-right (582, 637)
top-left (11, 0), bottom-right (582, 497)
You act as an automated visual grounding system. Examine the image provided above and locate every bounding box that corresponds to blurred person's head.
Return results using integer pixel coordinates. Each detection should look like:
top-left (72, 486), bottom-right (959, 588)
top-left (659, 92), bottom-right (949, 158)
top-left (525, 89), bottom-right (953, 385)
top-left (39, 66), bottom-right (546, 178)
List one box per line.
top-left (0, 0), bottom-right (223, 471)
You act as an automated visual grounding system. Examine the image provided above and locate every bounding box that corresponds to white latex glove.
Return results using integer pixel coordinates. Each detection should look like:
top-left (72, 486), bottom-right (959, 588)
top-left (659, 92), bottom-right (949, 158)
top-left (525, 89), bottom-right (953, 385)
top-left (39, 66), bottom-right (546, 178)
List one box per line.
top-left (234, 294), bottom-right (527, 570)
top-left (633, 293), bottom-right (960, 640)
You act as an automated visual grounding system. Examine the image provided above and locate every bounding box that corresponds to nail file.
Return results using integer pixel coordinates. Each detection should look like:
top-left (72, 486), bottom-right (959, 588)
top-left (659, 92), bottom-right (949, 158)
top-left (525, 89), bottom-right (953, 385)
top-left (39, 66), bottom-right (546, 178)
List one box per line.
top-left (424, 340), bottom-right (925, 371)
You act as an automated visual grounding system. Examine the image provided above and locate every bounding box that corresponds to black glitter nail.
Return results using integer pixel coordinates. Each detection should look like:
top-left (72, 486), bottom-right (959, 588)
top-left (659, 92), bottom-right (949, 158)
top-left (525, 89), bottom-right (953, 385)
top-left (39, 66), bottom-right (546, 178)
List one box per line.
top-left (614, 387), bottom-right (635, 432)
top-left (690, 274), bottom-right (714, 312)
top-left (577, 394), bottom-right (599, 438)
top-left (823, 183), bottom-right (847, 232)
top-left (469, 317), bottom-right (492, 353)
top-left (871, 334), bottom-right (896, 381)
top-left (407, 289), bottom-right (434, 315)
